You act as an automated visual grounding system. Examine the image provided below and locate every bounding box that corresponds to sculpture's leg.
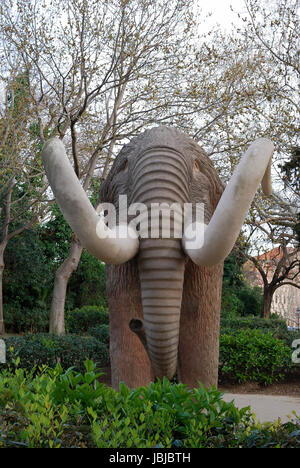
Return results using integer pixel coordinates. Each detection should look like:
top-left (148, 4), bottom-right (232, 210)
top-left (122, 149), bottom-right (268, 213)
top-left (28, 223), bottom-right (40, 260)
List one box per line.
top-left (106, 261), bottom-right (154, 390)
top-left (178, 260), bottom-right (223, 389)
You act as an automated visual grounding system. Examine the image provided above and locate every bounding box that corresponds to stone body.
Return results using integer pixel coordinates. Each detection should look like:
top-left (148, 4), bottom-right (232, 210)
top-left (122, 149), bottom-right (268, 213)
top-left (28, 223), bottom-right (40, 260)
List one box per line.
top-left (0, 339), bottom-right (6, 364)
top-left (100, 127), bottom-right (224, 388)
top-left (42, 126), bottom-right (274, 390)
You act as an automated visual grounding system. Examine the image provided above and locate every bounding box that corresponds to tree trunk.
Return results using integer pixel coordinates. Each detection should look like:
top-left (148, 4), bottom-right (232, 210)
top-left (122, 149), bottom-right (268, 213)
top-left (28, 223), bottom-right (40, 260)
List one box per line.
top-left (138, 238), bottom-right (185, 380)
top-left (178, 259), bottom-right (224, 388)
top-left (107, 260), bottom-right (154, 389)
top-left (0, 246), bottom-right (6, 335)
top-left (261, 287), bottom-right (274, 319)
top-left (0, 177), bottom-right (15, 336)
top-left (49, 237), bottom-right (83, 335)
top-left (129, 145), bottom-right (189, 381)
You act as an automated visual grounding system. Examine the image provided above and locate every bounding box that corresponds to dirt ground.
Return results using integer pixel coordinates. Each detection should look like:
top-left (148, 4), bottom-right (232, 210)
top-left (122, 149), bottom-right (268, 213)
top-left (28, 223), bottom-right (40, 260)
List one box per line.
top-left (220, 379), bottom-right (300, 397)
top-left (99, 367), bottom-right (300, 396)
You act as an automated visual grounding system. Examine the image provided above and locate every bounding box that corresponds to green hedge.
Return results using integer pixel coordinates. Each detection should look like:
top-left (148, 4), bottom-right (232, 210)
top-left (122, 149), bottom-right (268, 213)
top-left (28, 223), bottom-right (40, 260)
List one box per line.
top-left (220, 316), bottom-right (290, 341)
top-left (74, 317), bottom-right (296, 386)
top-left (3, 304), bottom-right (49, 334)
top-left (88, 324), bottom-right (110, 345)
top-left (220, 316), bottom-right (287, 331)
top-left (219, 329), bottom-right (292, 385)
top-left (4, 333), bottom-right (110, 372)
top-left (283, 329), bottom-right (300, 348)
top-left (2, 317), bottom-right (297, 386)
top-left (0, 361), bottom-right (299, 448)
top-left (66, 305), bottom-right (109, 334)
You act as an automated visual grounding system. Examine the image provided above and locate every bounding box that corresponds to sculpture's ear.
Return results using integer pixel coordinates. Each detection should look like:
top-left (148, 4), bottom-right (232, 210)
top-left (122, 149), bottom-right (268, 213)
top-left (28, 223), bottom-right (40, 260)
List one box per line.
top-left (98, 155), bottom-right (119, 205)
top-left (42, 138), bottom-right (139, 265)
top-left (183, 138), bottom-right (274, 267)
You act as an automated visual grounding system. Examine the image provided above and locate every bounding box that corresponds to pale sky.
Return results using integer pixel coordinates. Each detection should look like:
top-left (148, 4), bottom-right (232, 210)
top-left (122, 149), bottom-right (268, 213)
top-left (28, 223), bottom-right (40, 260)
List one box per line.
top-left (198, 0), bottom-right (246, 30)
top-left (0, 0), bottom-right (247, 106)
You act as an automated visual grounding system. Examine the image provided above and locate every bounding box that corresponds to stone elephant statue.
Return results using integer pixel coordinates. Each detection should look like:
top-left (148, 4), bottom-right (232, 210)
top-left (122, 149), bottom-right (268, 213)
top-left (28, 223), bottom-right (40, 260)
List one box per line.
top-left (42, 127), bottom-right (273, 389)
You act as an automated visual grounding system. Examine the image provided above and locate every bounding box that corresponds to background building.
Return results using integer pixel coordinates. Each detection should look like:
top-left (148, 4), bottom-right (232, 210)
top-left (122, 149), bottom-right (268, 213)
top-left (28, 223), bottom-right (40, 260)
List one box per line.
top-left (243, 247), bottom-right (300, 328)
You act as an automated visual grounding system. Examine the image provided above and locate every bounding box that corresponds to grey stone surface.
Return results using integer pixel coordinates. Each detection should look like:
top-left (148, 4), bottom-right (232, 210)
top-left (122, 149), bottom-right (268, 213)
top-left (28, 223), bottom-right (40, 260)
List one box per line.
top-left (0, 339), bottom-right (6, 364)
top-left (42, 127), bottom-right (274, 388)
top-left (223, 393), bottom-right (300, 423)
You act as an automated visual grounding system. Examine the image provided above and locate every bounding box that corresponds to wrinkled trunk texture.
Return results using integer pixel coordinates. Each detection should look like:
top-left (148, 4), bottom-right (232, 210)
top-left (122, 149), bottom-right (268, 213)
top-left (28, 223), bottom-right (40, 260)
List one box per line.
top-left (49, 237), bottom-right (83, 335)
top-left (178, 259), bottom-right (223, 388)
top-left (107, 261), bottom-right (154, 389)
top-left (107, 256), bottom-right (223, 389)
top-left (131, 147), bottom-right (189, 380)
top-left (100, 128), bottom-right (226, 389)
top-left (138, 238), bottom-right (185, 380)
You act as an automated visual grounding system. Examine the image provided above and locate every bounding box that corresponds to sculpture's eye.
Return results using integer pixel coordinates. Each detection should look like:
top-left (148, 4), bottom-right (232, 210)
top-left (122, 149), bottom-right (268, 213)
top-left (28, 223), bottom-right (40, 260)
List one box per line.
top-left (194, 160), bottom-right (200, 172)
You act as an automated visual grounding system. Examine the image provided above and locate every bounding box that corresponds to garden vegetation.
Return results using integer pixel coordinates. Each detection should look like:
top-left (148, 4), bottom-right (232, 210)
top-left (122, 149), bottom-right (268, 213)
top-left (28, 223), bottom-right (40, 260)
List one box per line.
top-left (0, 359), bottom-right (299, 448)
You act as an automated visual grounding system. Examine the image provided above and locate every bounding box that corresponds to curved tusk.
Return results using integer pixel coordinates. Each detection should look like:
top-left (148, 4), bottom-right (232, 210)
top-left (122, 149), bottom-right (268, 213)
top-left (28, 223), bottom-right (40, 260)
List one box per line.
top-left (182, 138), bottom-right (274, 267)
top-left (261, 156), bottom-right (272, 196)
top-left (42, 137), bottom-right (139, 265)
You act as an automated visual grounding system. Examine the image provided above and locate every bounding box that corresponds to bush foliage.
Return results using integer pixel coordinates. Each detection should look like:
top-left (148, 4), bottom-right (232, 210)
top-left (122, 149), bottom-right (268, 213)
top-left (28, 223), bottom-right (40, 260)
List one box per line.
top-left (65, 305), bottom-right (109, 334)
top-left (3, 305), bottom-right (49, 334)
top-left (3, 318), bottom-right (296, 387)
top-left (221, 252), bottom-right (263, 318)
top-left (220, 316), bottom-right (289, 340)
top-left (88, 324), bottom-right (110, 345)
top-left (219, 329), bottom-right (292, 385)
top-left (4, 333), bottom-right (110, 372)
top-left (2, 205), bottom-right (108, 334)
top-left (0, 360), bottom-right (299, 448)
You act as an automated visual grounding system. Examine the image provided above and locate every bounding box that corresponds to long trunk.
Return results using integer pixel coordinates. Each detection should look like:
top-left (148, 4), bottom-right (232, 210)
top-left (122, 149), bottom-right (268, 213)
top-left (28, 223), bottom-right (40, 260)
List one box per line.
top-left (0, 246), bottom-right (6, 335)
top-left (138, 238), bottom-right (185, 379)
top-left (261, 286), bottom-right (274, 319)
top-left (131, 146), bottom-right (189, 380)
top-left (49, 237), bottom-right (83, 335)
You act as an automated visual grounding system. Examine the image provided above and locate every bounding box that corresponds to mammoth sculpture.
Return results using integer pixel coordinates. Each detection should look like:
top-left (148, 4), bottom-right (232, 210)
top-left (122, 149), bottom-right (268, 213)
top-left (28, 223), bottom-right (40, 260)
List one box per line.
top-left (42, 127), bottom-right (273, 389)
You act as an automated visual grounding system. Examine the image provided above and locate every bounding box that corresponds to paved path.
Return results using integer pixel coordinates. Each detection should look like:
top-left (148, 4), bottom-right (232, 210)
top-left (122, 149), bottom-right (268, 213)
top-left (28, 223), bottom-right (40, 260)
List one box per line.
top-left (223, 393), bottom-right (300, 423)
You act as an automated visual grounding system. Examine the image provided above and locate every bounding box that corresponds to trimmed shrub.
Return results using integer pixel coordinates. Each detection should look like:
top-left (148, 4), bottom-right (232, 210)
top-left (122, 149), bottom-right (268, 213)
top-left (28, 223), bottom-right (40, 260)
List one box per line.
top-left (65, 305), bottom-right (109, 334)
top-left (220, 316), bottom-right (287, 331)
top-left (0, 362), bottom-right (299, 448)
top-left (4, 333), bottom-right (110, 372)
top-left (88, 324), bottom-right (110, 346)
top-left (220, 316), bottom-right (289, 340)
top-left (284, 329), bottom-right (300, 348)
top-left (3, 304), bottom-right (49, 334)
top-left (219, 329), bottom-right (292, 385)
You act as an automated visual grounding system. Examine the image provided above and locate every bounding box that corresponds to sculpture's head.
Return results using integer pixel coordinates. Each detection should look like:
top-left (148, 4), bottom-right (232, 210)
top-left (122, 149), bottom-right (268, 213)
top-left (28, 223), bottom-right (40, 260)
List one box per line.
top-left (100, 126), bottom-right (224, 234)
top-left (42, 126), bottom-right (273, 380)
